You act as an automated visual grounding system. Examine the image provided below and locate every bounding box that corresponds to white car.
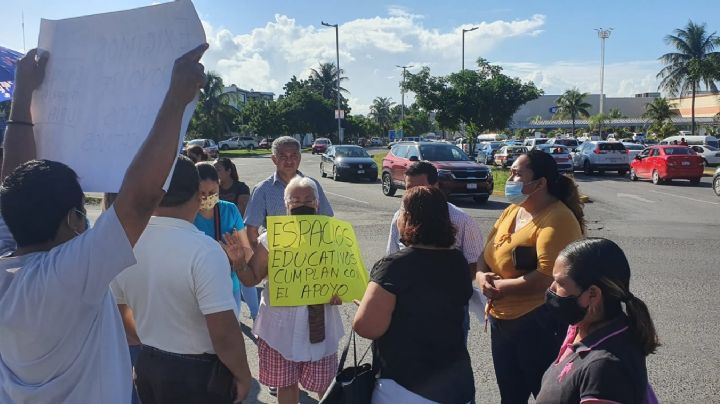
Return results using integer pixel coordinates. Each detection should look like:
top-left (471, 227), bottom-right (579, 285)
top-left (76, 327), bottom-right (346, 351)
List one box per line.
top-left (622, 143), bottom-right (645, 160)
top-left (572, 140), bottom-right (629, 175)
top-left (689, 145), bottom-right (720, 166)
top-left (218, 136), bottom-right (258, 150)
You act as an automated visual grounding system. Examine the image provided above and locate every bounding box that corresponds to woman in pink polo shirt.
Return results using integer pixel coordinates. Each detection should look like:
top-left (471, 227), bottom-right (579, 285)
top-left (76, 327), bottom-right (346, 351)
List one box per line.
top-left (537, 238), bottom-right (659, 404)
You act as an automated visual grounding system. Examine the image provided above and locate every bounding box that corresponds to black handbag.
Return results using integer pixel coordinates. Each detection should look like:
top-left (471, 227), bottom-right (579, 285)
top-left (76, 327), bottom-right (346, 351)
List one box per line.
top-left (319, 331), bottom-right (375, 404)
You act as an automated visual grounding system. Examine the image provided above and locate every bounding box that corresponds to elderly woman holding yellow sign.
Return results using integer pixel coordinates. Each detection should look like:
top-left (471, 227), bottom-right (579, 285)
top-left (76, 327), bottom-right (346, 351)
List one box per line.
top-left (236, 176), bottom-right (344, 404)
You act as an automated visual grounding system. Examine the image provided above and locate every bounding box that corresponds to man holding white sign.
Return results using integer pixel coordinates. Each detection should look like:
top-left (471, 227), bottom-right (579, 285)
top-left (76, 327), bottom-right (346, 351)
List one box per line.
top-left (0, 42), bottom-right (215, 404)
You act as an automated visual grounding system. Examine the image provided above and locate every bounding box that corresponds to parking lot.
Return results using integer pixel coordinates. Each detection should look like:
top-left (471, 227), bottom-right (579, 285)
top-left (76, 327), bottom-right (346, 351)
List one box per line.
top-left (88, 151), bottom-right (720, 403)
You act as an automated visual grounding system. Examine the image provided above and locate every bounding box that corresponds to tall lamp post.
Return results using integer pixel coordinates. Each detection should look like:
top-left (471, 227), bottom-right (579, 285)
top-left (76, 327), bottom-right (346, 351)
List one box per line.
top-left (396, 65), bottom-right (414, 131)
top-left (595, 28), bottom-right (613, 116)
top-left (322, 21), bottom-right (343, 143)
top-left (462, 26), bottom-right (478, 70)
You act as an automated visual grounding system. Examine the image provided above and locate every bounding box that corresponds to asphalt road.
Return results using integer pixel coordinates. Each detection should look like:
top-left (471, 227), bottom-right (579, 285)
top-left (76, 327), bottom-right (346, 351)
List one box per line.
top-left (88, 151), bottom-right (720, 403)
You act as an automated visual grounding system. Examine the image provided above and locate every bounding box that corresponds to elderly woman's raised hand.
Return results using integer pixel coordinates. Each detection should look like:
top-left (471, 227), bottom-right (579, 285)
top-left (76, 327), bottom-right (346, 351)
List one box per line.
top-left (329, 294), bottom-right (343, 305)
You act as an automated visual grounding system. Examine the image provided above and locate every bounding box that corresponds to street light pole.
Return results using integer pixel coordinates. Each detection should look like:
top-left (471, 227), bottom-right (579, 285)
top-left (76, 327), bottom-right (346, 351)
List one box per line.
top-left (462, 27), bottom-right (478, 70)
top-left (595, 28), bottom-right (613, 116)
top-left (396, 65), bottom-right (414, 126)
top-left (322, 21), bottom-right (343, 143)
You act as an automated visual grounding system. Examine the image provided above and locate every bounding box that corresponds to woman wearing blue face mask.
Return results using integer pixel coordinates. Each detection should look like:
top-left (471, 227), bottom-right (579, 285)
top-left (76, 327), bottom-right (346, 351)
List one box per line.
top-left (476, 150), bottom-right (586, 404)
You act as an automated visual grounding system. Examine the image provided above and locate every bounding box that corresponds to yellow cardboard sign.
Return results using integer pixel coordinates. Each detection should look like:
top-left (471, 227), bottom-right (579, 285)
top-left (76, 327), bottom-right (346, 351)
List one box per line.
top-left (266, 215), bottom-right (369, 307)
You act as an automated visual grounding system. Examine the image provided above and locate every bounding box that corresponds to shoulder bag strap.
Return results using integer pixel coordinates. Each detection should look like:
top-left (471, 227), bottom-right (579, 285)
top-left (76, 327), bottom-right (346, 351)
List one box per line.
top-left (214, 204), bottom-right (221, 241)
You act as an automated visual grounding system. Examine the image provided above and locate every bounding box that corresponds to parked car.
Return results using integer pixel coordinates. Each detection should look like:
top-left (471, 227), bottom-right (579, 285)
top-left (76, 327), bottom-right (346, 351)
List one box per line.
top-left (258, 138), bottom-right (274, 149)
top-left (546, 137), bottom-right (579, 148)
top-left (622, 143), bottom-right (645, 160)
top-left (312, 138), bottom-right (332, 154)
top-left (381, 141), bottom-right (493, 204)
top-left (630, 145), bottom-right (704, 185)
top-left (493, 146), bottom-right (528, 168)
top-left (475, 141), bottom-right (505, 164)
top-left (535, 144), bottom-right (573, 173)
top-left (187, 138), bottom-right (219, 159)
top-left (714, 167), bottom-right (720, 197)
top-left (370, 137), bottom-right (384, 146)
top-left (524, 137), bottom-right (549, 149)
top-left (572, 141), bottom-right (629, 176)
top-left (218, 136), bottom-right (258, 150)
top-left (320, 145), bottom-right (377, 182)
top-left (689, 145), bottom-right (720, 166)
top-left (660, 135), bottom-right (719, 148)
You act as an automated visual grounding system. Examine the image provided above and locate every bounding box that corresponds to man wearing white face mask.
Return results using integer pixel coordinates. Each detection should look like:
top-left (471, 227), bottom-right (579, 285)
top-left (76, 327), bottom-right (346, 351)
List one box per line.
top-left (475, 150), bottom-right (586, 404)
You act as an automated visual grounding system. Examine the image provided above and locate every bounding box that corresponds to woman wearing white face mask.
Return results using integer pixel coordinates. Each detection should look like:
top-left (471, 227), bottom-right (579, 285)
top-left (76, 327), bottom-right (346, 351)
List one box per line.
top-left (476, 150), bottom-right (586, 404)
top-left (193, 163), bottom-right (258, 320)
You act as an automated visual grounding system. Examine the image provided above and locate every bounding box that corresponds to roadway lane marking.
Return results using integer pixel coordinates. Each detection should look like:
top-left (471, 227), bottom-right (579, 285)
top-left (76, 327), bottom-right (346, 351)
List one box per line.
top-left (325, 191), bottom-right (371, 205)
top-left (617, 193), bottom-right (656, 203)
top-left (648, 190), bottom-right (720, 206)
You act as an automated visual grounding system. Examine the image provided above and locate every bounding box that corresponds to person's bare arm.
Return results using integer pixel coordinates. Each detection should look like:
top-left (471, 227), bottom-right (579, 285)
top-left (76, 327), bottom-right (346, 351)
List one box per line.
top-left (205, 310), bottom-right (252, 402)
top-left (1, 49), bottom-right (47, 179)
top-left (246, 225), bottom-right (259, 249)
top-left (353, 282), bottom-right (395, 340)
top-left (493, 270), bottom-right (553, 297)
top-left (117, 304), bottom-right (141, 346)
top-left (113, 44), bottom-right (208, 247)
top-left (237, 242), bottom-right (268, 287)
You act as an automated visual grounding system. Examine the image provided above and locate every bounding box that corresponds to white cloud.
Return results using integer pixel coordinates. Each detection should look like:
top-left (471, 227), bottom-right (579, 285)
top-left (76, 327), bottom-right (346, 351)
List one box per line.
top-left (201, 10), bottom-right (549, 114)
top-left (501, 60), bottom-right (662, 97)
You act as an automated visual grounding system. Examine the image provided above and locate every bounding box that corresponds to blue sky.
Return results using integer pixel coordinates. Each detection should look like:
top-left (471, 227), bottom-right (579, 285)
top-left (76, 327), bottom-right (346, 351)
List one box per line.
top-left (3, 1), bottom-right (720, 113)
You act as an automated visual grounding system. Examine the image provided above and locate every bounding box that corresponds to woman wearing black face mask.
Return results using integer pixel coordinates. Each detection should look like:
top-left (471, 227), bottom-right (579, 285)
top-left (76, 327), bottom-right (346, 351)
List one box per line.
top-left (537, 238), bottom-right (660, 404)
top-left (236, 176), bottom-right (344, 403)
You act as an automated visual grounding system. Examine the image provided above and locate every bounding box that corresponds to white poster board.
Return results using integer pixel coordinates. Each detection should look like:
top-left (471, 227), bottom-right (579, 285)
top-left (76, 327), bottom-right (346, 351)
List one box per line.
top-left (31, 0), bottom-right (206, 192)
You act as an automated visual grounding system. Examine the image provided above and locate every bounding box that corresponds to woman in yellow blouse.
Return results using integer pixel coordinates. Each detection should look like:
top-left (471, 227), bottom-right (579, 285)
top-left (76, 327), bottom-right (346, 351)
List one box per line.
top-left (477, 150), bottom-right (585, 404)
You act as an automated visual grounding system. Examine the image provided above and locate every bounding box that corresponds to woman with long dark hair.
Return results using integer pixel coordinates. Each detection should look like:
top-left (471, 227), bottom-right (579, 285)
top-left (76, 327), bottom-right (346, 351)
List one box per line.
top-left (477, 150), bottom-right (585, 403)
top-left (537, 238), bottom-right (659, 403)
top-left (214, 157), bottom-right (250, 216)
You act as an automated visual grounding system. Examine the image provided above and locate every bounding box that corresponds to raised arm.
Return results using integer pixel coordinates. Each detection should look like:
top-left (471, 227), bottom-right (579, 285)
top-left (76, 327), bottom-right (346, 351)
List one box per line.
top-left (113, 43), bottom-right (208, 246)
top-left (1, 49), bottom-right (48, 179)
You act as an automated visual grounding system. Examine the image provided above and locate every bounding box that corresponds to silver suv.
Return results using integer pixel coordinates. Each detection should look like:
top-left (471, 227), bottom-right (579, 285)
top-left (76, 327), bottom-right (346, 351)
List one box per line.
top-left (218, 136), bottom-right (258, 150)
top-left (572, 141), bottom-right (629, 176)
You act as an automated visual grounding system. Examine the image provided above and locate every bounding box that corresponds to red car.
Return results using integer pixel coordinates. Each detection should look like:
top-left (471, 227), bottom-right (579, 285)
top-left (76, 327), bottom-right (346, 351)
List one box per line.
top-left (312, 138), bottom-right (332, 154)
top-left (630, 145), bottom-right (704, 185)
top-left (382, 141), bottom-right (493, 203)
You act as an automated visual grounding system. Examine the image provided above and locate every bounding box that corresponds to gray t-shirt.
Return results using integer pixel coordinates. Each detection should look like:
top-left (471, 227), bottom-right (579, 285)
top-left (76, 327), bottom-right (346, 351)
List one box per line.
top-left (0, 207), bottom-right (137, 403)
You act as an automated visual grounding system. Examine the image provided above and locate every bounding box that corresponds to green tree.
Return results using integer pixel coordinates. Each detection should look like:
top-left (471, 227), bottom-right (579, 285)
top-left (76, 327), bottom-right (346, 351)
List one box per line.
top-left (279, 88), bottom-right (336, 139)
top-left (657, 20), bottom-right (720, 135)
top-left (240, 99), bottom-right (284, 137)
top-left (308, 63), bottom-right (349, 102)
top-left (607, 107), bottom-right (626, 119)
top-left (642, 97), bottom-right (678, 128)
top-left (370, 97), bottom-right (396, 135)
top-left (588, 113), bottom-right (609, 134)
top-left (188, 72), bottom-right (240, 140)
top-left (404, 58), bottom-right (541, 153)
top-left (555, 88), bottom-right (592, 136)
top-left (345, 114), bottom-right (381, 139)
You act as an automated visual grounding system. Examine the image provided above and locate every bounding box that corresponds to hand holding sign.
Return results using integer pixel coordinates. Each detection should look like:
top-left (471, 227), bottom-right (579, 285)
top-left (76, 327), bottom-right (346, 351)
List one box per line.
top-left (13, 49), bottom-right (49, 100)
top-left (167, 43), bottom-right (208, 106)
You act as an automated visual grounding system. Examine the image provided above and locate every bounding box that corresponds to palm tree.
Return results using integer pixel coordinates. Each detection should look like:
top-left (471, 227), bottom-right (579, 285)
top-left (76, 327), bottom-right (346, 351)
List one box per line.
top-left (370, 97), bottom-right (395, 134)
top-left (642, 97), bottom-right (678, 125)
top-left (555, 89), bottom-right (592, 136)
top-left (607, 108), bottom-right (626, 119)
top-left (308, 62), bottom-right (349, 101)
top-left (657, 20), bottom-right (720, 135)
top-left (189, 72), bottom-right (240, 139)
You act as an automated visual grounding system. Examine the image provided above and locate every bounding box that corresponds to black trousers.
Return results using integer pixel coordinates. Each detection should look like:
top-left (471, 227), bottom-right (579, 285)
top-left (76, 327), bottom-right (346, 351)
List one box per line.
top-left (135, 345), bottom-right (234, 404)
top-left (489, 305), bottom-right (567, 404)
